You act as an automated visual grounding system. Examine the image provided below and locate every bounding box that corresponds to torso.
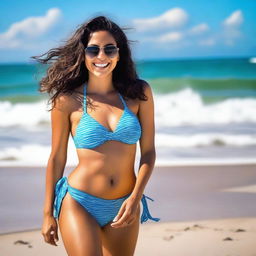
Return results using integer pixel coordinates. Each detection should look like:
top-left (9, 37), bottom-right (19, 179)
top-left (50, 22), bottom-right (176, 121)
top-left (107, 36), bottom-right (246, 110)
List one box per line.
top-left (67, 84), bottom-right (141, 199)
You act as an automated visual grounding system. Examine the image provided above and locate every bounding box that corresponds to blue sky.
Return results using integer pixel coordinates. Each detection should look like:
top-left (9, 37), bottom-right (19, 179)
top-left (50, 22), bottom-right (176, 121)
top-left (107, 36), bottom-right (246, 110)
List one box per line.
top-left (0, 0), bottom-right (255, 63)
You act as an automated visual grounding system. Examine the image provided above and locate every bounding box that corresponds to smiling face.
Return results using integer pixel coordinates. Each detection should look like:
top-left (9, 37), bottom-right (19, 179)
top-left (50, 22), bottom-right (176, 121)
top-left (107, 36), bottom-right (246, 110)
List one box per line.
top-left (85, 30), bottom-right (120, 78)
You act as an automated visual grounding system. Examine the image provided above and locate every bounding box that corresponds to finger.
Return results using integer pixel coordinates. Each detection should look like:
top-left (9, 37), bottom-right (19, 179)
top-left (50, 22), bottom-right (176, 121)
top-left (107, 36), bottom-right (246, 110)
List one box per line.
top-left (116, 208), bottom-right (134, 224)
top-left (43, 229), bottom-right (56, 246)
top-left (50, 235), bottom-right (58, 246)
top-left (111, 212), bottom-right (130, 227)
top-left (113, 216), bottom-right (134, 228)
top-left (42, 233), bottom-right (48, 243)
top-left (53, 228), bottom-right (59, 242)
top-left (49, 230), bottom-right (58, 246)
top-left (43, 234), bottom-right (53, 245)
top-left (126, 217), bottom-right (135, 225)
top-left (46, 234), bottom-right (57, 246)
top-left (113, 203), bottom-right (126, 222)
top-left (123, 216), bottom-right (135, 226)
top-left (42, 230), bottom-right (50, 244)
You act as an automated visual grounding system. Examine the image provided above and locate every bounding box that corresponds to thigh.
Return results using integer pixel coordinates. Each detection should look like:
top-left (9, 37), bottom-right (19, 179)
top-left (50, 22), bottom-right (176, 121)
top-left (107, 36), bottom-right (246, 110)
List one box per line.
top-left (58, 191), bottom-right (103, 256)
top-left (100, 205), bottom-right (141, 256)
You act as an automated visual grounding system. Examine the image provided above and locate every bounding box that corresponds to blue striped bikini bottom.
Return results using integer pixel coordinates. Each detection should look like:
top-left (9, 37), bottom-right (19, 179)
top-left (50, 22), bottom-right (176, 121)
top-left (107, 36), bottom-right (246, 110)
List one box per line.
top-left (53, 176), bottom-right (160, 227)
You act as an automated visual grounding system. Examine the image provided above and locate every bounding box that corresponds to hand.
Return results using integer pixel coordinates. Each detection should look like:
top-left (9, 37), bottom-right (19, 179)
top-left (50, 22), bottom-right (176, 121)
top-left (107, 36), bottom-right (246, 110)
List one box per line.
top-left (111, 196), bottom-right (140, 228)
top-left (41, 215), bottom-right (59, 246)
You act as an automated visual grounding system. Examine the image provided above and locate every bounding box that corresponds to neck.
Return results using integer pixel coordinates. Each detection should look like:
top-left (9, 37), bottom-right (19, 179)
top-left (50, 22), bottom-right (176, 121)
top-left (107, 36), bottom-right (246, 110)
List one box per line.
top-left (87, 74), bottom-right (115, 95)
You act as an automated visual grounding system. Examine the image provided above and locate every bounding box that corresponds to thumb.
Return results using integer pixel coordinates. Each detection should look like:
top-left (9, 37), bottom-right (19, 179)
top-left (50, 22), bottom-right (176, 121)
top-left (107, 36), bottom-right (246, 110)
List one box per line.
top-left (54, 227), bottom-right (59, 241)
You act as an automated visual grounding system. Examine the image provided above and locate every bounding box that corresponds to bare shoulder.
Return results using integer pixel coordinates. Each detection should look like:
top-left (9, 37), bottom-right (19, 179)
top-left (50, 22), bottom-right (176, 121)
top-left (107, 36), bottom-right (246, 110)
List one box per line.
top-left (135, 78), bottom-right (151, 95)
top-left (137, 79), bottom-right (154, 122)
top-left (137, 79), bottom-right (154, 104)
top-left (52, 91), bottom-right (79, 114)
top-left (49, 92), bottom-right (73, 160)
top-left (137, 79), bottom-right (155, 152)
top-left (143, 81), bottom-right (153, 98)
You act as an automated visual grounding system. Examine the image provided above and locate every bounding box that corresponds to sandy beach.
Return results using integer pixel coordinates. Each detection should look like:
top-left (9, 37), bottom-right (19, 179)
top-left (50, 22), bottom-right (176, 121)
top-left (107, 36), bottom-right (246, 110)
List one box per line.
top-left (1, 217), bottom-right (255, 256)
top-left (1, 164), bottom-right (256, 255)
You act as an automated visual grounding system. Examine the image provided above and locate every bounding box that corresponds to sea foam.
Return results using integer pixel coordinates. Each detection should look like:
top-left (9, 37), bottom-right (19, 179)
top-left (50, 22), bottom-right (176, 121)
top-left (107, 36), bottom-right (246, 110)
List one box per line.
top-left (1, 88), bottom-right (256, 128)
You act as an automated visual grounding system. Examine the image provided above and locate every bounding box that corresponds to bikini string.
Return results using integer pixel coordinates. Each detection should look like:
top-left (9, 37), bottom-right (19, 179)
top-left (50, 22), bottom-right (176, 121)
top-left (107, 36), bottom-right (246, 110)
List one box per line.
top-left (140, 194), bottom-right (160, 224)
top-left (53, 176), bottom-right (68, 219)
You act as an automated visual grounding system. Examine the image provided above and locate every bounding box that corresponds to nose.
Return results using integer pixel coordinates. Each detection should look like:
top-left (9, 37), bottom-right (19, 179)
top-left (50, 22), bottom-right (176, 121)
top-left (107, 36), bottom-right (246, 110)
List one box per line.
top-left (97, 48), bottom-right (107, 59)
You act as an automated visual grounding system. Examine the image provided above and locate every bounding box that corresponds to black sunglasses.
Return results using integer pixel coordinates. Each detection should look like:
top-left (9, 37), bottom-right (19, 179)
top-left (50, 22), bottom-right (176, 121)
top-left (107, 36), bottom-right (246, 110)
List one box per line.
top-left (85, 45), bottom-right (119, 58)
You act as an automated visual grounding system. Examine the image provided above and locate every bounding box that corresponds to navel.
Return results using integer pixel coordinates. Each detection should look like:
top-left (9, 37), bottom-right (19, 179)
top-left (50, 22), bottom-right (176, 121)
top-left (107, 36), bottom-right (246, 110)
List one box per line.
top-left (110, 177), bottom-right (115, 187)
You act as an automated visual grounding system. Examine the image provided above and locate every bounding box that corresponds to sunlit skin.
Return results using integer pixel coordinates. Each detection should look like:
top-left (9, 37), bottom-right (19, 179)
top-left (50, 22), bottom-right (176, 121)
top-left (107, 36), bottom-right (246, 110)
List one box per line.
top-left (42, 30), bottom-right (156, 256)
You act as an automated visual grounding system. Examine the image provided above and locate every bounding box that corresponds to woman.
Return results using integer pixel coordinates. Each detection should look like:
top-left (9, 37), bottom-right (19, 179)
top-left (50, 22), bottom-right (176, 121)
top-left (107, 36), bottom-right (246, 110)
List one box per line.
top-left (32, 15), bottom-right (159, 256)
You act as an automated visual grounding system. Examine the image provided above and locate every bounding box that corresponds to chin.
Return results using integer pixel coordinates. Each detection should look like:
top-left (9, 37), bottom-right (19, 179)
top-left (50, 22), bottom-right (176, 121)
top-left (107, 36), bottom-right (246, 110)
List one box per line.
top-left (91, 71), bottom-right (112, 78)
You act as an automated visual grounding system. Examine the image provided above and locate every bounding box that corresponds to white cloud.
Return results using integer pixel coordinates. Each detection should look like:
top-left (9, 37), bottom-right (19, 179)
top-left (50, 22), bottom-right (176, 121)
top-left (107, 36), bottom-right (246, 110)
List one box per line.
top-left (196, 10), bottom-right (244, 47)
top-left (222, 10), bottom-right (243, 46)
top-left (158, 32), bottom-right (184, 43)
top-left (142, 31), bottom-right (184, 44)
top-left (133, 8), bottom-right (188, 32)
top-left (188, 23), bottom-right (209, 35)
top-left (0, 8), bottom-right (61, 49)
top-left (134, 8), bottom-right (244, 50)
top-left (198, 38), bottom-right (216, 46)
top-left (223, 10), bottom-right (243, 28)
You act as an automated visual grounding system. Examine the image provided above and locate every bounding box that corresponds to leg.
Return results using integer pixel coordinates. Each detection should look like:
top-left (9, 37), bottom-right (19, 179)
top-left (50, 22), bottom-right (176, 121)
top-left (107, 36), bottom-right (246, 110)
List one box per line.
top-left (58, 192), bottom-right (103, 256)
top-left (100, 205), bottom-right (141, 256)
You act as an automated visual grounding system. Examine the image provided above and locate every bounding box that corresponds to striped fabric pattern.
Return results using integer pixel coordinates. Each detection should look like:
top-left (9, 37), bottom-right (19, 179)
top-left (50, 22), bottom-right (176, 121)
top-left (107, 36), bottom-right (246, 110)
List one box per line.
top-left (73, 83), bottom-right (142, 149)
top-left (53, 176), bottom-right (160, 226)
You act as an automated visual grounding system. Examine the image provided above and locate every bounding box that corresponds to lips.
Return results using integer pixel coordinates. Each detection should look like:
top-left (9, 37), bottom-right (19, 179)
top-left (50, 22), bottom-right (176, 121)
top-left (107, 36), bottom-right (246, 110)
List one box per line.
top-left (93, 63), bottom-right (110, 68)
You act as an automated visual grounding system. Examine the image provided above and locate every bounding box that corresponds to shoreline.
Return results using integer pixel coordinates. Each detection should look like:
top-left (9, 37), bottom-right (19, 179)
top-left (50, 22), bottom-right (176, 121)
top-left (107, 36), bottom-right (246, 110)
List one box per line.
top-left (1, 158), bottom-right (256, 167)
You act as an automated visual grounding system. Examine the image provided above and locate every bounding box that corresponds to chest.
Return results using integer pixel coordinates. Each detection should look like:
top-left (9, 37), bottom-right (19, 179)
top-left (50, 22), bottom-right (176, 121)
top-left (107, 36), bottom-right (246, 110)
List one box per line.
top-left (70, 97), bottom-right (140, 137)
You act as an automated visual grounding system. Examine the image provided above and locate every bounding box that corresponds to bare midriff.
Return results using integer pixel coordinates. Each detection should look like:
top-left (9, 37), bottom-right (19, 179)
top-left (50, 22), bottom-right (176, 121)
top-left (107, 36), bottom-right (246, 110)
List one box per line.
top-left (67, 141), bottom-right (137, 199)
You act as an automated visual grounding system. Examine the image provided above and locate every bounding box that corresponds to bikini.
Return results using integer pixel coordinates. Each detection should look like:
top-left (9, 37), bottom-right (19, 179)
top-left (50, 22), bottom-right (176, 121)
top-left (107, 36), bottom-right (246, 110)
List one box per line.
top-left (73, 82), bottom-right (142, 148)
top-left (53, 83), bottom-right (160, 227)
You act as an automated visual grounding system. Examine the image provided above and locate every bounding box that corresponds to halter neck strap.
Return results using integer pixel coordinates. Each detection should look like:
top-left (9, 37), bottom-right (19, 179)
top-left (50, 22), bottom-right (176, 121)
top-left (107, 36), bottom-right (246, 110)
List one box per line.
top-left (83, 83), bottom-right (87, 113)
top-left (118, 92), bottom-right (127, 109)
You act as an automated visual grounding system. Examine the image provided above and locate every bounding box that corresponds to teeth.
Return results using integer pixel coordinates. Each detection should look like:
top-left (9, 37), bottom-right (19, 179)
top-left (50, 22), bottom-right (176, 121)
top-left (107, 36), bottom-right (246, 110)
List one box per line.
top-left (94, 63), bottom-right (109, 67)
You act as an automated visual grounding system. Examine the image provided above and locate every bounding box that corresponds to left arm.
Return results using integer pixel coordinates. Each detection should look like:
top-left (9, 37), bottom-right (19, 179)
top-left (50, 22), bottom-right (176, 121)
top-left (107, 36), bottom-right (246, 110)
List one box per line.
top-left (130, 82), bottom-right (156, 201)
top-left (111, 81), bottom-right (156, 227)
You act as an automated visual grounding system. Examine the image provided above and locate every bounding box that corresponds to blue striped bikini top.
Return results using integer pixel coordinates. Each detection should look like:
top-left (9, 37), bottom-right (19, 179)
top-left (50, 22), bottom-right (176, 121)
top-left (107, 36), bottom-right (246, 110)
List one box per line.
top-left (72, 83), bottom-right (142, 149)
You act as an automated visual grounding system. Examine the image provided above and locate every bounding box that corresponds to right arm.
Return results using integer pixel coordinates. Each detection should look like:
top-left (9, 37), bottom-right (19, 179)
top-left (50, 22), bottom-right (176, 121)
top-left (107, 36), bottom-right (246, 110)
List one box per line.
top-left (43, 94), bottom-right (71, 216)
top-left (42, 94), bottom-right (71, 245)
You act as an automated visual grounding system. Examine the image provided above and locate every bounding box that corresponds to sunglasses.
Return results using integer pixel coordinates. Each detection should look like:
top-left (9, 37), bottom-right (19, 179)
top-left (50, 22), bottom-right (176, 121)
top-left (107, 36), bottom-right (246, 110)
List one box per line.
top-left (85, 45), bottom-right (119, 58)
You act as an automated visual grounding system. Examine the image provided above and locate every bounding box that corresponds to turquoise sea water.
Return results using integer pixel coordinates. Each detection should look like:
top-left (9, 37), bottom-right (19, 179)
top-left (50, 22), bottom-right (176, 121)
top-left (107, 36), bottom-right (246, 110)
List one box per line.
top-left (0, 57), bottom-right (256, 165)
top-left (1, 57), bottom-right (256, 102)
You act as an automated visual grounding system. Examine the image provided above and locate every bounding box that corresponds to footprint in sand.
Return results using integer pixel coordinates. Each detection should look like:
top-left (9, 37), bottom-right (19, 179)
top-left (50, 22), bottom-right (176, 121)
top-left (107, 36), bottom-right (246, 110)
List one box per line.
top-left (165, 224), bottom-right (207, 233)
top-left (14, 239), bottom-right (33, 248)
top-left (163, 235), bottom-right (174, 241)
top-left (223, 237), bottom-right (233, 241)
top-left (184, 224), bottom-right (206, 231)
top-left (233, 228), bottom-right (246, 232)
top-left (163, 224), bottom-right (207, 241)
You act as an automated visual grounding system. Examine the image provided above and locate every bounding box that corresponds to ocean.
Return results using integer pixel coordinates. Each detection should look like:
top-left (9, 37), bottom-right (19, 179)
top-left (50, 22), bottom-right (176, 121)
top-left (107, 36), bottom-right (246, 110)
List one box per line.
top-left (1, 57), bottom-right (256, 166)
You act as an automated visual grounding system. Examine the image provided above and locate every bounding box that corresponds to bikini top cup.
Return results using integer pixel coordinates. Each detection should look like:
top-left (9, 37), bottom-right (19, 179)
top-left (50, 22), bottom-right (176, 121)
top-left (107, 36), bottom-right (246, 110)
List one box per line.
top-left (73, 83), bottom-right (142, 149)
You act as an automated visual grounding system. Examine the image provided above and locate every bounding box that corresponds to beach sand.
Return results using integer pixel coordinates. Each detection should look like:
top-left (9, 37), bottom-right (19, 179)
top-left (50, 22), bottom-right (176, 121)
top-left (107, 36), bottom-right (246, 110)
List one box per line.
top-left (0, 217), bottom-right (255, 255)
top-left (1, 164), bottom-right (256, 255)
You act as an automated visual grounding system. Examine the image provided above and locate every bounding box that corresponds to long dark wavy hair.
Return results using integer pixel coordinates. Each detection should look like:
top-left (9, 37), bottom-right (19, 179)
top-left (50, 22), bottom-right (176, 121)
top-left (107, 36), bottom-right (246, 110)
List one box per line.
top-left (31, 15), bottom-right (147, 109)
